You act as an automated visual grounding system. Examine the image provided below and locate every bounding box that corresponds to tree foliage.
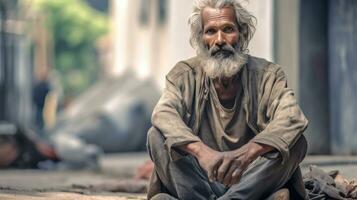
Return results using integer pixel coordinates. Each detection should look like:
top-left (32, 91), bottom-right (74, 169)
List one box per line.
top-left (32, 0), bottom-right (108, 98)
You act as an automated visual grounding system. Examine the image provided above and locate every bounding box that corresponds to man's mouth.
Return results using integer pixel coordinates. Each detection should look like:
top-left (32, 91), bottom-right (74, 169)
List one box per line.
top-left (211, 50), bottom-right (234, 58)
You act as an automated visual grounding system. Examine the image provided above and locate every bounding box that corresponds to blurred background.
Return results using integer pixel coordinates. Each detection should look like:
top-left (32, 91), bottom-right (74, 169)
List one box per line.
top-left (0, 0), bottom-right (357, 170)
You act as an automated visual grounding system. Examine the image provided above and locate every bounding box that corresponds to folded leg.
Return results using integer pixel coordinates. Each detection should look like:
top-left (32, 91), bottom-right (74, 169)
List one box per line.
top-left (218, 136), bottom-right (308, 200)
top-left (147, 127), bottom-right (226, 200)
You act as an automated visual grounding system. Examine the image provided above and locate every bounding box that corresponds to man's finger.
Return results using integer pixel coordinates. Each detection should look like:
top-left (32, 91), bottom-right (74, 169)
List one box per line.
top-left (223, 163), bottom-right (237, 186)
top-left (229, 168), bottom-right (243, 187)
top-left (217, 159), bottom-right (232, 182)
top-left (207, 158), bottom-right (223, 181)
top-left (212, 158), bottom-right (222, 181)
top-left (207, 164), bottom-right (214, 181)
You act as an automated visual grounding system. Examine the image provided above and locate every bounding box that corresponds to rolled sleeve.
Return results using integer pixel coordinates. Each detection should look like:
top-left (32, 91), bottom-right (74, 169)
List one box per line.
top-left (151, 63), bottom-right (201, 161)
top-left (252, 65), bottom-right (308, 164)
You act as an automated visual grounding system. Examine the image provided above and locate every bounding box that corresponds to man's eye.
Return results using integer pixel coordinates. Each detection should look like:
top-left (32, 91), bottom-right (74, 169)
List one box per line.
top-left (223, 26), bottom-right (234, 33)
top-left (205, 29), bottom-right (216, 35)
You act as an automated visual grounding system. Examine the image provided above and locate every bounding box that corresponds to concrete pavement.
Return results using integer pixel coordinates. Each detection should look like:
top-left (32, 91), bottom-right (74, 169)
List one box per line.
top-left (0, 153), bottom-right (356, 200)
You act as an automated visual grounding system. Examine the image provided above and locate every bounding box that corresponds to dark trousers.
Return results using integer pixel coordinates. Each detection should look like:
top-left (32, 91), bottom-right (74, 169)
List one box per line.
top-left (147, 127), bottom-right (308, 200)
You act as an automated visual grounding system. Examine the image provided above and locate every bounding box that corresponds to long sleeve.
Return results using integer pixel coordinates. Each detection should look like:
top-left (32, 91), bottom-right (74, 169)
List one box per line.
top-left (251, 65), bottom-right (308, 164)
top-left (151, 63), bottom-right (201, 161)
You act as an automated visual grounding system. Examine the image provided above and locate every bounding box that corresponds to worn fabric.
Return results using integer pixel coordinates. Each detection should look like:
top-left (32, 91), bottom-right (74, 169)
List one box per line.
top-left (147, 127), bottom-right (308, 200)
top-left (198, 78), bottom-right (254, 151)
top-left (149, 55), bottom-right (309, 199)
top-left (151, 55), bottom-right (308, 164)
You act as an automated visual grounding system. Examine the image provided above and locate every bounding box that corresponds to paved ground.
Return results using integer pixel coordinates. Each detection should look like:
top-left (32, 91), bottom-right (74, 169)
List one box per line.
top-left (301, 155), bottom-right (357, 179)
top-left (0, 191), bottom-right (146, 200)
top-left (0, 153), bottom-right (356, 200)
top-left (0, 153), bottom-right (149, 200)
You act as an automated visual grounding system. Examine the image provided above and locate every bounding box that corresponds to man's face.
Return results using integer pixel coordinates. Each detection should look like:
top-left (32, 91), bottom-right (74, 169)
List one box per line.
top-left (202, 6), bottom-right (239, 59)
top-left (199, 6), bottom-right (246, 78)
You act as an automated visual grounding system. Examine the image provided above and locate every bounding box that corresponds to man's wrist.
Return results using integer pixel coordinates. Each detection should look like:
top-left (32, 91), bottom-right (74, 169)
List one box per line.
top-left (180, 141), bottom-right (211, 158)
top-left (247, 142), bottom-right (274, 159)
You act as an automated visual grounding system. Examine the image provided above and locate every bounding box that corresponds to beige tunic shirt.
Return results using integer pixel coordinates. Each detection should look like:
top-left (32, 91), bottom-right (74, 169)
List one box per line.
top-left (149, 56), bottom-right (309, 198)
top-left (199, 78), bottom-right (255, 152)
top-left (151, 56), bottom-right (308, 165)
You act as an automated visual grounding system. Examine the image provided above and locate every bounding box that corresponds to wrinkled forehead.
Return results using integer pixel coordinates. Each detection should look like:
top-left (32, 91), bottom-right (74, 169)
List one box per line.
top-left (201, 6), bottom-right (237, 26)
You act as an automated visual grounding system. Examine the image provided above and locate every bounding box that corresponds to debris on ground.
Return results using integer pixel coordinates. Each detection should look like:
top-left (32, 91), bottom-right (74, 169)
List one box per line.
top-left (304, 165), bottom-right (357, 199)
top-left (134, 160), bottom-right (154, 180)
top-left (71, 179), bottom-right (148, 194)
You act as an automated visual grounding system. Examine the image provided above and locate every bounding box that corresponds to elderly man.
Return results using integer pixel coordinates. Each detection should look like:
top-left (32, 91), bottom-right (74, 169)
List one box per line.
top-left (147, 0), bottom-right (308, 199)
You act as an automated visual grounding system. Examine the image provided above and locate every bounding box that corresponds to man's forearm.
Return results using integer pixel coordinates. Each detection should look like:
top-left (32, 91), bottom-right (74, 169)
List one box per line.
top-left (181, 141), bottom-right (274, 158)
top-left (179, 141), bottom-right (212, 158)
top-left (247, 142), bottom-right (275, 159)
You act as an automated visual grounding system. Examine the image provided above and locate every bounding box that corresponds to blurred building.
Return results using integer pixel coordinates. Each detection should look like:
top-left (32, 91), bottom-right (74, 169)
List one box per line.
top-left (0, 0), bottom-right (33, 129)
top-left (111, 0), bottom-right (273, 87)
top-left (1, 0), bottom-right (356, 155)
top-left (110, 0), bottom-right (357, 155)
top-left (0, 0), bottom-right (59, 133)
top-left (284, 0), bottom-right (357, 155)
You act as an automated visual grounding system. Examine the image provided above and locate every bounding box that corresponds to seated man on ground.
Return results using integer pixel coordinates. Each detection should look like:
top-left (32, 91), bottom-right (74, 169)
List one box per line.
top-left (147, 0), bottom-right (308, 199)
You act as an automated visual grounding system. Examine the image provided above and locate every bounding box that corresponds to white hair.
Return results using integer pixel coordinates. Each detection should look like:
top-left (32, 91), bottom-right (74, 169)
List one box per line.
top-left (203, 53), bottom-right (247, 78)
top-left (188, 0), bottom-right (256, 78)
top-left (188, 0), bottom-right (256, 53)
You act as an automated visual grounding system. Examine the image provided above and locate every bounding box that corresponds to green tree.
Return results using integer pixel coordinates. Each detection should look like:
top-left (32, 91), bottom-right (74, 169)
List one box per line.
top-left (32, 0), bottom-right (108, 98)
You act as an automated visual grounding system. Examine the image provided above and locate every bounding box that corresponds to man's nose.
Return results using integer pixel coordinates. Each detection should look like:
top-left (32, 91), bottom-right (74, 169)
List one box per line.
top-left (215, 31), bottom-right (226, 47)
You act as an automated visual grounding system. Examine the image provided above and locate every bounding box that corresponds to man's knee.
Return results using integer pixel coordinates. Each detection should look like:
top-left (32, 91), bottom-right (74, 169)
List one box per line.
top-left (147, 127), bottom-right (165, 159)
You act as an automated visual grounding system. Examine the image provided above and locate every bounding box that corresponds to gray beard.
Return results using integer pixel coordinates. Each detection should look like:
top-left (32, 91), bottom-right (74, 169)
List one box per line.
top-left (198, 47), bottom-right (248, 79)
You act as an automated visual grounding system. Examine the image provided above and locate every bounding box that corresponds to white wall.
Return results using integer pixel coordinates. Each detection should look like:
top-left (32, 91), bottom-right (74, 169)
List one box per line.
top-left (112, 0), bottom-right (274, 88)
top-left (245, 0), bottom-right (273, 61)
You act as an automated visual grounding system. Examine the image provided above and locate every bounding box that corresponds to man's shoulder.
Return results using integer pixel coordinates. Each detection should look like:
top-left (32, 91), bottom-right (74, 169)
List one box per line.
top-left (166, 56), bottom-right (201, 82)
top-left (247, 55), bottom-right (281, 74)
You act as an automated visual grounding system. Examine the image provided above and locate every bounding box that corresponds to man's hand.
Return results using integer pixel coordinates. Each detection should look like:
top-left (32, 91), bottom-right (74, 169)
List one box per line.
top-left (215, 142), bottom-right (274, 186)
top-left (180, 142), bottom-right (222, 181)
top-left (180, 141), bottom-right (274, 186)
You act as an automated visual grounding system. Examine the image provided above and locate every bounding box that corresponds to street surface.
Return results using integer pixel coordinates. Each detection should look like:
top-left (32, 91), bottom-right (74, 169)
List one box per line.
top-left (0, 153), bottom-right (356, 200)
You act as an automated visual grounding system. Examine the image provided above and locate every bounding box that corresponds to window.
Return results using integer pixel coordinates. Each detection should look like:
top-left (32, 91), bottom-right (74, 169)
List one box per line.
top-left (157, 0), bottom-right (167, 25)
top-left (139, 0), bottom-right (150, 26)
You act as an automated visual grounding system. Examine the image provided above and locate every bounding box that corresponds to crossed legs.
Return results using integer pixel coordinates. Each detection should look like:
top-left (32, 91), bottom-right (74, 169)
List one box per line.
top-left (147, 127), bottom-right (307, 200)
